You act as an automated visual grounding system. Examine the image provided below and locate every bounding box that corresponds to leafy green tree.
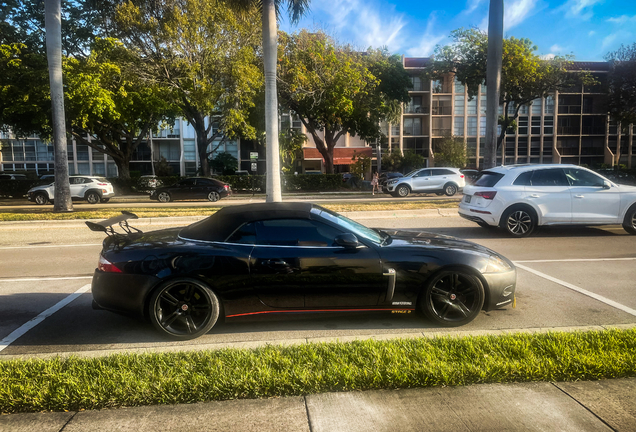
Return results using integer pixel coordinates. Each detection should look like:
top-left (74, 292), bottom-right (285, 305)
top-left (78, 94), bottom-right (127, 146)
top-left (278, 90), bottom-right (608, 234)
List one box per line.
top-left (113, 0), bottom-right (262, 177)
top-left (277, 31), bottom-right (411, 174)
top-left (229, 0), bottom-right (311, 202)
top-left (402, 151), bottom-right (426, 173)
top-left (605, 43), bottom-right (636, 127)
top-left (64, 38), bottom-right (177, 179)
top-left (211, 152), bottom-right (238, 175)
top-left (154, 156), bottom-right (174, 176)
top-left (279, 128), bottom-right (306, 173)
top-left (432, 28), bottom-right (587, 151)
top-left (350, 152), bottom-right (371, 179)
top-left (434, 135), bottom-right (467, 168)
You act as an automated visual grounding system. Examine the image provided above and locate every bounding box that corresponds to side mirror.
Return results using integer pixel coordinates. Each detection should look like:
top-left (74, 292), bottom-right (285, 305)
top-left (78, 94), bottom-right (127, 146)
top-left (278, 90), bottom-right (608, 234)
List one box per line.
top-left (335, 233), bottom-right (359, 249)
top-left (603, 180), bottom-right (611, 190)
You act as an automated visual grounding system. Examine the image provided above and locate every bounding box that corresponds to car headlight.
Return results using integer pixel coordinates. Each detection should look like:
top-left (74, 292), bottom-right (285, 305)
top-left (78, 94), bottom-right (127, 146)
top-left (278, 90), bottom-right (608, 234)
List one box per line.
top-left (387, 180), bottom-right (398, 185)
top-left (485, 256), bottom-right (512, 273)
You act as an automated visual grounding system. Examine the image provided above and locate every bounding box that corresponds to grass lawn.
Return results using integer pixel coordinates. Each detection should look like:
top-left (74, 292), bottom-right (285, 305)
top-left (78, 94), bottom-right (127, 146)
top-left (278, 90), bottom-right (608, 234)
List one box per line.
top-left (1, 328), bottom-right (634, 413)
top-left (0, 200), bottom-right (460, 221)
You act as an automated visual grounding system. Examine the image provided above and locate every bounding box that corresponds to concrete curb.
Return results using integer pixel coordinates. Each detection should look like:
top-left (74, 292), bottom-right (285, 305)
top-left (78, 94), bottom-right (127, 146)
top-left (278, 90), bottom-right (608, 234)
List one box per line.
top-left (0, 209), bottom-right (460, 229)
top-left (2, 323), bottom-right (633, 361)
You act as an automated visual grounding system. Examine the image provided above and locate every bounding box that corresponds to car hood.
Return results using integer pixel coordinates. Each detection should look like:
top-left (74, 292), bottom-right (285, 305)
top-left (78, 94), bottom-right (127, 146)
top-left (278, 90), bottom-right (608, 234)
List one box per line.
top-left (616, 184), bottom-right (636, 193)
top-left (379, 229), bottom-right (500, 257)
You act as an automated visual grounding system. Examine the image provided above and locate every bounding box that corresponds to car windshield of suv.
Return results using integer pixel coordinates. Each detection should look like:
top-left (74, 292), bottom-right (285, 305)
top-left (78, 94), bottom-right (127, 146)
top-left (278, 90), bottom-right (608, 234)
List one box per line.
top-left (473, 171), bottom-right (505, 187)
top-left (311, 206), bottom-right (383, 245)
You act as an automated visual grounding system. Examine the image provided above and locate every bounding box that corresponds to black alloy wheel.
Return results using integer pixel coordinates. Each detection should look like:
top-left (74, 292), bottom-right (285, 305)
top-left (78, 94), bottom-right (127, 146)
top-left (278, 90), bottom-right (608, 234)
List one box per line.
top-left (623, 206), bottom-right (636, 235)
top-left (157, 191), bottom-right (172, 203)
top-left (501, 207), bottom-right (536, 237)
top-left (420, 270), bottom-right (485, 327)
top-left (444, 183), bottom-right (458, 196)
top-left (34, 193), bottom-right (48, 205)
top-left (207, 191), bottom-right (220, 202)
top-left (86, 191), bottom-right (100, 204)
top-left (396, 184), bottom-right (410, 197)
top-left (149, 278), bottom-right (220, 340)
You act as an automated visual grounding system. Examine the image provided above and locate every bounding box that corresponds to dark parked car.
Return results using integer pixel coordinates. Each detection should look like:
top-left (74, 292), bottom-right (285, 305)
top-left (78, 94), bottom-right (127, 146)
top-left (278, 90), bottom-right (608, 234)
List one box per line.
top-left (149, 177), bottom-right (231, 203)
top-left (88, 203), bottom-right (517, 340)
top-left (378, 172), bottom-right (404, 186)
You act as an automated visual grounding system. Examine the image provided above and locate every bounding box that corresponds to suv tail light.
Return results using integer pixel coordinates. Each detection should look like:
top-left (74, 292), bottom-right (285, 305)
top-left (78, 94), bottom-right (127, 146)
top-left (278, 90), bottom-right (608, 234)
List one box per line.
top-left (98, 255), bottom-right (121, 273)
top-left (224, 184), bottom-right (230, 190)
top-left (97, 183), bottom-right (108, 186)
top-left (460, 174), bottom-right (465, 179)
top-left (475, 191), bottom-right (497, 200)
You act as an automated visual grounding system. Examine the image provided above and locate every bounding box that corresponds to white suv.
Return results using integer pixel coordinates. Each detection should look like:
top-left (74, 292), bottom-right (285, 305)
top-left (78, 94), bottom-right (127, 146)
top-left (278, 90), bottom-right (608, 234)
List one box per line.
top-left (27, 176), bottom-right (116, 205)
top-left (459, 164), bottom-right (636, 237)
top-left (383, 167), bottom-right (466, 197)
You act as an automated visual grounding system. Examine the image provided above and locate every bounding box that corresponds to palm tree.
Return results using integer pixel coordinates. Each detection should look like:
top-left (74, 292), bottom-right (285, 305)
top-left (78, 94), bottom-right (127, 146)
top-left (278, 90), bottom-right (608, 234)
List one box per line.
top-left (44, 0), bottom-right (73, 212)
top-left (231, 0), bottom-right (310, 202)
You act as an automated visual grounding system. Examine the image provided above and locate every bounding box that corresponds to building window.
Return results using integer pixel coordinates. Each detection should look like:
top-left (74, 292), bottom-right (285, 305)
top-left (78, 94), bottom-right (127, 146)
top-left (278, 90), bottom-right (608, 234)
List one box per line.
top-left (545, 96), bottom-right (554, 114)
top-left (467, 97), bottom-right (477, 115)
top-left (454, 79), bottom-right (465, 94)
top-left (432, 117), bottom-right (451, 136)
top-left (454, 117), bottom-right (464, 136)
top-left (531, 137), bottom-right (541, 155)
top-left (405, 96), bottom-right (424, 113)
top-left (531, 116), bottom-right (541, 134)
top-left (403, 117), bottom-right (422, 136)
top-left (432, 96), bottom-right (452, 115)
top-left (519, 105), bottom-right (529, 115)
top-left (518, 117), bottom-right (528, 135)
top-left (391, 123), bottom-right (400, 136)
top-left (531, 98), bottom-right (542, 114)
top-left (480, 82), bottom-right (487, 93)
top-left (479, 96), bottom-right (487, 114)
top-left (467, 117), bottom-right (477, 136)
top-left (454, 96), bottom-right (465, 114)
top-left (544, 116), bottom-right (554, 135)
top-left (411, 76), bottom-right (423, 91)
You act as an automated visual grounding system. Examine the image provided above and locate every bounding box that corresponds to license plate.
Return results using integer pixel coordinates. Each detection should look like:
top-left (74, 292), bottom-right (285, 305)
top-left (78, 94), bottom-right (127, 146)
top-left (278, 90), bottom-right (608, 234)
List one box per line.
top-left (464, 195), bottom-right (471, 203)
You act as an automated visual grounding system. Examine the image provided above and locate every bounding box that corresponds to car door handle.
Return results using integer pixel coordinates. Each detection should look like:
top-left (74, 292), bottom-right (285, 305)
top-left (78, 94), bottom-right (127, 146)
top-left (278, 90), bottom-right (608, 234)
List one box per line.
top-left (529, 194), bottom-right (540, 198)
top-left (574, 195), bottom-right (584, 198)
top-left (262, 259), bottom-right (288, 266)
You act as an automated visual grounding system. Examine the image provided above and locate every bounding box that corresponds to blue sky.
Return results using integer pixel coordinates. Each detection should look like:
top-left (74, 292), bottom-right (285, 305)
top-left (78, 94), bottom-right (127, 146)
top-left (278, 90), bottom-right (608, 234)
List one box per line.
top-left (279, 0), bottom-right (636, 61)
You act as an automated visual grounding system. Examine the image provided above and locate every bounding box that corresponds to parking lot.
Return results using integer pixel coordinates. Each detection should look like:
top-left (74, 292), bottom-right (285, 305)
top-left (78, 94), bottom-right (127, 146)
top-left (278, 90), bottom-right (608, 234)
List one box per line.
top-left (1, 214), bottom-right (635, 359)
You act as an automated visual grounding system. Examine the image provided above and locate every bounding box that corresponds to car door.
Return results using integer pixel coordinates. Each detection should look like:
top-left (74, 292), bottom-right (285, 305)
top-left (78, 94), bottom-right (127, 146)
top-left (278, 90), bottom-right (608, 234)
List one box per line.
top-left (564, 167), bottom-right (621, 224)
top-left (526, 168), bottom-right (572, 224)
top-left (191, 178), bottom-right (213, 199)
top-left (410, 169), bottom-right (434, 192)
top-left (171, 178), bottom-right (196, 199)
top-left (430, 168), bottom-right (454, 189)
top-left (68, 177), bottom-right (88, 198)
top-left (247, 218), bottom-right (384, 309)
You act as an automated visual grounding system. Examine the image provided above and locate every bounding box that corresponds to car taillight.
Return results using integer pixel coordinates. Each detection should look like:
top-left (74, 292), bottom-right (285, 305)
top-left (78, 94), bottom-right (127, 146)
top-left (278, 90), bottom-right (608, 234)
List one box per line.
top-left (475, 191), bottom-right (497, 200)
top-left (224, 185), bottom-right (230, 190)
top-left (460, 175), bottom-right (465, 178)
top-left (98, 255), bottom-right (121, 273)
top-left (97, 183), bottom-right (108, 186)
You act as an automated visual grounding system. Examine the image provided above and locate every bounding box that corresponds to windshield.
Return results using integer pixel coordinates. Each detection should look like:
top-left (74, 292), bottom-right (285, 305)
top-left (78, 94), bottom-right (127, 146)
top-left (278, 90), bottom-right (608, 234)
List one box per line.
top-left (311, 206), bottom-right (383, 244)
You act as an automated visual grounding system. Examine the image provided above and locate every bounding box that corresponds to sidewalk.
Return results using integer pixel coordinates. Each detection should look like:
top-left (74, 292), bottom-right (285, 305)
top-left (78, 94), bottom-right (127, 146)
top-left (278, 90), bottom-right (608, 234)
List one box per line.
top-left (2, 378), bottom-right (634, 431)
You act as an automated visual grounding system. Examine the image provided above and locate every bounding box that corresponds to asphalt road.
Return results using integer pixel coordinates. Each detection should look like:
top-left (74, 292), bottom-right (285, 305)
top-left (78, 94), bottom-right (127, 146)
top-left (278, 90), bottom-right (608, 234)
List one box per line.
top-left (1, 214), bottom-right (635, 358)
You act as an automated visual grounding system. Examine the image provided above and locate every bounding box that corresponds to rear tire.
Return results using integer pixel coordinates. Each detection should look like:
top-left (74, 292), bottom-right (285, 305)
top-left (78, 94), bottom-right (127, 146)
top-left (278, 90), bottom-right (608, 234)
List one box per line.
top-left (420, 270), bottom-right (485, 327)
top-left (207, 191), bottom-right (220, 202)
top-left (500, 206), bottom-right (536, 237)
top-left (623, 205), bottom-right (636, 235)
top-left (34, 193), bottom-right (48, 205)
top-left (444, 183), bottom-right (458, 196)
top-left (86, 191), bottom-right (100, 204)
top-left (149, 278), bottom-right (220, 340)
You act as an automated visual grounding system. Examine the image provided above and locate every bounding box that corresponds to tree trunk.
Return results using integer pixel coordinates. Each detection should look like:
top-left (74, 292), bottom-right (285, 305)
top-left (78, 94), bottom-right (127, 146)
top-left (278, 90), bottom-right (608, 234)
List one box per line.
top-left (262, 0), bottom-right (282, 202)
top-left (192, 120), bottom-right (211, 176)
top-left (45, 0), bottom-right (73, 212)
top-left (113, 156), bottom-right (131, 180)
top-left (484, 0), bottom-right (503, 169)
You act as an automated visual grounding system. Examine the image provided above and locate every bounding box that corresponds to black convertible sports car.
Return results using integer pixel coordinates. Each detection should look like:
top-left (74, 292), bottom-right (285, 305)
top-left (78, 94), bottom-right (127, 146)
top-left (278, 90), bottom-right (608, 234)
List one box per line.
top-left (88, 203), bottom-right (516, 340)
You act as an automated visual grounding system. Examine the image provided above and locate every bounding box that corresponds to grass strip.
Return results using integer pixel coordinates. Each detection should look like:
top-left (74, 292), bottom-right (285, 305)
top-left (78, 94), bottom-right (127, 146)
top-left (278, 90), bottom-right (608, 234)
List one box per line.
top-left (0, 200), bottom-right (459, 221)
top-left (1, 328), bottom-right (635, 414)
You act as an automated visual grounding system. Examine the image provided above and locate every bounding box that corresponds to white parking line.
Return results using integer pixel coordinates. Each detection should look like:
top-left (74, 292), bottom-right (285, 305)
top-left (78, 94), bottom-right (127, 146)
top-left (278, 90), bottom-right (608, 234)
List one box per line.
top-left (0, 276), bottom-right (93, 283)
top-left (0, 244), bottom-right (101, 250)
top-left (0, 284), bottom-right (92, 353)
top-left (514, 263), bottom-right (636, 317)
top-left (515, 258), bottom-right (636, 263)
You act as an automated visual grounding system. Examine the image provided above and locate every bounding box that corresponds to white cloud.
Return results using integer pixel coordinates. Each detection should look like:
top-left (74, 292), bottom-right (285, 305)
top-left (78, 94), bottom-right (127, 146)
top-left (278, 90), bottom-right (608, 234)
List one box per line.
top-left (561, 0), bottom-right (603, 21)
top-left (505, 0), bottom-right (539, 29)
top-left (550, 44), bottom-right (563, 53)
top-left (405, 14), bottom-right (446, 57)
top-left (588, 30), bottom-right (596, 36)
top-left (540, 53), bottom-right (556, 59)
top-left (464, 0), bottom-right (486, 14)
top-left (607, 15), bottom-right (636, 24)
top-left (601, 33), bottom-right (617, 49)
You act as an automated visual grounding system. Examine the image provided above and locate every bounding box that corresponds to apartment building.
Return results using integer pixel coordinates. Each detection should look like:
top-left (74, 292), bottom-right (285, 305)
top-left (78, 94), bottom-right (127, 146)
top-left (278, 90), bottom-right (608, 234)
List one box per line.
top-left (387, 58), bottom-right (634, 169)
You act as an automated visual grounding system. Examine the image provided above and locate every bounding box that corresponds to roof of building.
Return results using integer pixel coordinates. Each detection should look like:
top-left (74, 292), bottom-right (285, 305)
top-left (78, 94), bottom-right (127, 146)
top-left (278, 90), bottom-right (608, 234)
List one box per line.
top-left (403, 57), bottom-right (432, 68)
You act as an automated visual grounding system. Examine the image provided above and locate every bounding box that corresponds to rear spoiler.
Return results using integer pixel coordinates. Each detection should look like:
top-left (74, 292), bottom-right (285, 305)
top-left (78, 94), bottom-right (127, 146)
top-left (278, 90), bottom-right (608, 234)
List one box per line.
top-left (85, 211), bottom-right (142, 236)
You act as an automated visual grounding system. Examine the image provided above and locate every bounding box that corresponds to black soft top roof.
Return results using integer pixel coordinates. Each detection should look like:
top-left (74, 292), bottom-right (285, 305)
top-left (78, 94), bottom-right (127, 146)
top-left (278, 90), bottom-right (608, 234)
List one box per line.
top-left (179, 202), bottom-right (315, 242)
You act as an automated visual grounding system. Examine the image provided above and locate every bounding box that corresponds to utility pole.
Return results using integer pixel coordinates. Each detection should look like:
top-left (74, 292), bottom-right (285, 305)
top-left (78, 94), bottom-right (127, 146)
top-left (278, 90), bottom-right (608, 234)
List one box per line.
top-left (484, 0), bottom-right (503, 169)
top-left (45, 0), bottom-right (73, 212)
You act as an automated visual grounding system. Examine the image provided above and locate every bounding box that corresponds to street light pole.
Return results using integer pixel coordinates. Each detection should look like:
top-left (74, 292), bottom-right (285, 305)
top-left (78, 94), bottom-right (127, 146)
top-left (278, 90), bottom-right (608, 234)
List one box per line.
top-left (484, 0), bottom-right (503, 169)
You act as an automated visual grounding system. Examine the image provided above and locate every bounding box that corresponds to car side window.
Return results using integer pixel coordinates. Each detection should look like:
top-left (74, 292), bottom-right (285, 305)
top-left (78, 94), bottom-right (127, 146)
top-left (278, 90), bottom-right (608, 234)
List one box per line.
top-left (253, 219), bottom-right (342, 247)
top-left (563, 168), bottom-right (605, 187)
top-left (226, 222), bottom-right (257, 244)
top-left (69, 178), bottom-right (82, 185)
top-left (196, 179), bottom-right (213, 186)
top-left (414, 169), bottom-right (431, 178)
top-left (513, 171), bottom-right (533, 186)
top-left (436, 169), bottom-right (455, 175)
top-left (179, 179), bottom-right (196, 187)
top-left (530, 169), bottom-right (569, 187)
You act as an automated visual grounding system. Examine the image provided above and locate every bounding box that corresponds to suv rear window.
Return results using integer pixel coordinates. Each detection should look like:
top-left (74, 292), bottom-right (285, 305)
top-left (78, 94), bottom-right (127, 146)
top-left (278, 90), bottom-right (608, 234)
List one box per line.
top-left (473, 172), bottom-right (504, 187)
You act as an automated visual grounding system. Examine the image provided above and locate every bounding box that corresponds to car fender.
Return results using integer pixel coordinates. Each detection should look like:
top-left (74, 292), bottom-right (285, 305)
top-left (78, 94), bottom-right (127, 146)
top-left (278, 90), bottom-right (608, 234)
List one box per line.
top-left (416, 264), bottom-right (490, 312)
top-left (84, 188), bottom-right (103, 198)
top-left (620, 200), bottom-right (636, 222)
top-left (498, 200), bottom-right (543, 226)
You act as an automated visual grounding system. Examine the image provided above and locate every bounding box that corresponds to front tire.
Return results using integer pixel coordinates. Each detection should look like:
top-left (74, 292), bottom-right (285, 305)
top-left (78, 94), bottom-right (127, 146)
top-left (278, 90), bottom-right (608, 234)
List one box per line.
top-left (396, 184), bottom-right (410, 198)
top-left (207, 191), bottom-right (220, 202)
top-left (86, 191), bottom-right (100, 204)
top-left (148, 278), bottom-right (220, 340)
top-left (157, 192), bottom-right (172, 203)
top-left (444, 183), bottom-right (458, 196)
top-left (420, 270), bottom-right (485, 327)
top-left (34, 193), bottom-right (48, 205)
top-left (500, 206), bottom-right (536, 237)
top-left (623, 205), bottom-right (636, 235)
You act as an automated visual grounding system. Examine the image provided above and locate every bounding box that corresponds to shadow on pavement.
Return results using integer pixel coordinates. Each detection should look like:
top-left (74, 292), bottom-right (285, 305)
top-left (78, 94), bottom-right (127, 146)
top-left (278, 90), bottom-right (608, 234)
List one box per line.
top-left (415, 225), bottom-right (623, 240)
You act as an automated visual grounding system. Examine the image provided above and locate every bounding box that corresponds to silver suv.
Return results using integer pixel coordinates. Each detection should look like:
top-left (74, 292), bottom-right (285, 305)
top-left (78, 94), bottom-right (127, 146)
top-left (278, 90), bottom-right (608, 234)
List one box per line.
top-left (383, 167), bottom-right (466, 197)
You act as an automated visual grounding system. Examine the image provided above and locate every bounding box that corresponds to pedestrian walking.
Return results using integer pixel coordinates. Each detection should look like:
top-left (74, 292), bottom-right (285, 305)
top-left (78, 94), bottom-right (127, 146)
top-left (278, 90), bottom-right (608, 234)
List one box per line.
top-left (371, 172), bottom-right (379, 195)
